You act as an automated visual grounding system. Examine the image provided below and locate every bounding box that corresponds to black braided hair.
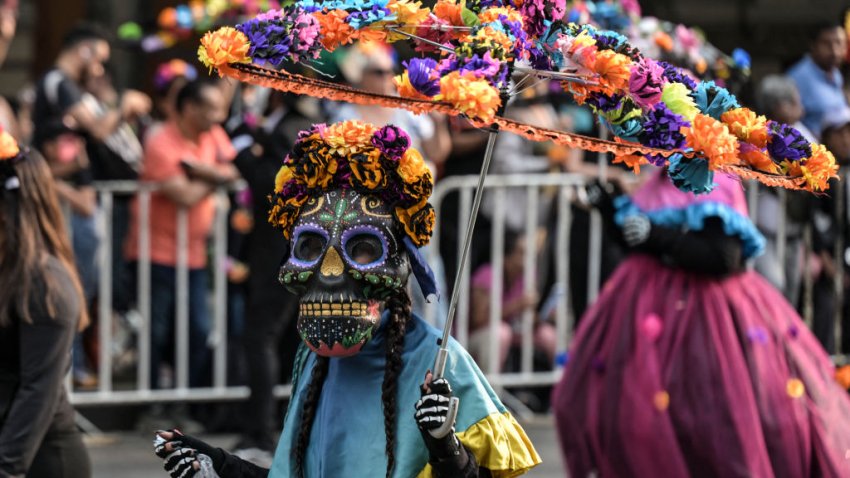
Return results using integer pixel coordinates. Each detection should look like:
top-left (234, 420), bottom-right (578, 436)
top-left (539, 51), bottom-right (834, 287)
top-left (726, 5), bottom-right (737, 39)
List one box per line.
top-left (382, 291), bottom-right (412, 478)
top-left (293, 355), bottom-right (329, 478)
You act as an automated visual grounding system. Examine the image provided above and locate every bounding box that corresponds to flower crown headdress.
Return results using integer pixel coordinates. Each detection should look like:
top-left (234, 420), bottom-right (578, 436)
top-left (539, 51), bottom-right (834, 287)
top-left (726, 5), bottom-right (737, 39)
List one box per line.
top-left (269, 120), bottom-right (435, 247)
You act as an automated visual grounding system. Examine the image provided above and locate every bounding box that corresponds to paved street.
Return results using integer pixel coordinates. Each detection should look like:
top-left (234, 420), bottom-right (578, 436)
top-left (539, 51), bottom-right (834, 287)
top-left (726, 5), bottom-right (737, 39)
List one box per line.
top-left (87, 416), bottom-right (566, 477)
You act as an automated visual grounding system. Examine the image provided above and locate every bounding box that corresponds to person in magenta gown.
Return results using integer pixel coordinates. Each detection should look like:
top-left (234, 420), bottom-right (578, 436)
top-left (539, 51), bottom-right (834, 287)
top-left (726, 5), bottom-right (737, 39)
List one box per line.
top-left (553, 169), bottom-right (850, 477)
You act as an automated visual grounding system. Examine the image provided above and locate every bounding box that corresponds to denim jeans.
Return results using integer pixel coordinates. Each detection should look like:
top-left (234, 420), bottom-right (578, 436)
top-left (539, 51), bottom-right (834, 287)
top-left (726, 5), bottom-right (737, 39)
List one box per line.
top-left (149, 264), bottom-right (211, 389)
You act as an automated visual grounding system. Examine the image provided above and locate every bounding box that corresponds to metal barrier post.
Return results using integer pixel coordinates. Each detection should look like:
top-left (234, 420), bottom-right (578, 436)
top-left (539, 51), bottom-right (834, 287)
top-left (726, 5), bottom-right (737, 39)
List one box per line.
top-left (555, 187), bottom-right (573, 354)
top-left (212, 189), bottom-right (229, 390)
top-left (456, 187), bottom-right (474, 348)
top-left (520, 186), bottom-right (538, 374)
top-left (97, 192), bottom-right (114, 393)
top-left (488, 189), bottom-right (506, 377)
top-left (137, 190), bottom-right (151, 392)
top-left (175, 209), bottom-right (190, 390)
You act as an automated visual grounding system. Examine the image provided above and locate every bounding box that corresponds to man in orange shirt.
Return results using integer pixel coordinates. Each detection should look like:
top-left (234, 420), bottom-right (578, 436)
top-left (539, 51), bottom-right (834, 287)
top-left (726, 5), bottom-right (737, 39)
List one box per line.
top-left (126, 79), bottom-right (239, 389)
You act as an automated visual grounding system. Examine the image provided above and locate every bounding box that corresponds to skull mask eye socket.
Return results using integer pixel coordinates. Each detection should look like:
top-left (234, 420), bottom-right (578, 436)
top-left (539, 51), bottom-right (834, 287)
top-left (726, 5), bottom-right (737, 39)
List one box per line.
top-left (292, 227), bottom-right (328, 266)
top-left (342, 227), bottom-right (388, 269)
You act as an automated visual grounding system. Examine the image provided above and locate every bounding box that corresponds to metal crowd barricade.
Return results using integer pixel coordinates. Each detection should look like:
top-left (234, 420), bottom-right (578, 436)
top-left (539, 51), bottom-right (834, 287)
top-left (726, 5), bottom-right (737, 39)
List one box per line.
top-left (70, 180), bottom-right (295, 406)
top-left (428, 173), bottom-right (594, 388)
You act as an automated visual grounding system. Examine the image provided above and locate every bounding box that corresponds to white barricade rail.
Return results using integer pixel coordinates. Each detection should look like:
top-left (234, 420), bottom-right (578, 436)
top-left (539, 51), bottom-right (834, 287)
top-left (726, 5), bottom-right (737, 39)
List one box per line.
top-left (70, 181), bottom-right (285, 406)
top-left (428, 173), bottom-right (592, 389)
top-left (70, 176), bottom-right (842, 407)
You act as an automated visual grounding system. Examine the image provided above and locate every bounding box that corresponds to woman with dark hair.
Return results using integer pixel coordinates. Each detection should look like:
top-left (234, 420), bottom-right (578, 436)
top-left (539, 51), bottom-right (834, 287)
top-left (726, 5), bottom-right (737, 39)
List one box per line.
top-left (153, 121), bottom-right (540, 478)
top-left (0, 129), bottom-right (92, 477)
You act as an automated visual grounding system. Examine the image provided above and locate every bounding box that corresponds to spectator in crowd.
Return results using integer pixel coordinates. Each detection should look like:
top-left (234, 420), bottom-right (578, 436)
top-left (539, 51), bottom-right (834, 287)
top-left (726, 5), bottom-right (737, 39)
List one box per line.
top-left (227, 89), bottom-right (323, 465)
top-left (125, 79), bottom-right (239, 394)
top-left (35, 119), bottom-right (99, 389)
top-left (79, 67), bottom-right (147, 322)
top-left (810, 106), bottom-right (850, 353)
top-left (469, 229), bottom-right (556, 373)
top-left (787, 22), bottom-right (848, 138)
top-left (150, 59), bottom-right (198, 133)
top-left (752, 75), bottom-right (816, 308)
top-left (33, 23), bottom-right (150, 152)
top-left (0, 131), bottom-right (92, 477)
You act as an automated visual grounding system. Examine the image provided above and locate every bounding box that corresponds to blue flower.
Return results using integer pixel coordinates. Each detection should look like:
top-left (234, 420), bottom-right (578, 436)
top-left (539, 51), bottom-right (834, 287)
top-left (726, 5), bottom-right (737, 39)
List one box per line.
top-left (609, 117), bottom-right (642, 142)
top-left (732, 48), bottom-right (751, 69)
top-left (691, 81), bottom-right (740, 120)
top-left (667, 154), bottom-right (716, 194)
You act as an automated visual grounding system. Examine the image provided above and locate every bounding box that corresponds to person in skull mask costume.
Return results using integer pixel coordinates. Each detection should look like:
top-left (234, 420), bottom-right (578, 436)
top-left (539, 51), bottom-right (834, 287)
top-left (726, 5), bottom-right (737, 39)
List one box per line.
top-left (153, 120), bottom-right (541, 478)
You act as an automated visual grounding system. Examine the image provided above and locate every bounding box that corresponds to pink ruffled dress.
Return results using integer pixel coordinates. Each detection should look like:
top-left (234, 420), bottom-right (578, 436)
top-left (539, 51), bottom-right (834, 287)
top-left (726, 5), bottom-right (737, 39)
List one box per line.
top-left (553, 171), bottom-right (850, 477)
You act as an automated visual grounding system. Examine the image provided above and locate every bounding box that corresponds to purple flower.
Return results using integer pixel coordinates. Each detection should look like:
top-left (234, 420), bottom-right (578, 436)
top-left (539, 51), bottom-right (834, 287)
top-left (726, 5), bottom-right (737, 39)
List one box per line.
top-left (520, 0), bottom-right (547, 37)
top-left (585, 93), bottom-right (625, 113)
top-left (767, 121), bottom-right (812, 163)
top-left (657, 61), bottom-right (698, 90)
top-left (640, 104), bottom-right (688, 166)
top-left (629, 57), bottom-right (666, 109)
top-left (405, 58), bottom-right (440, 97)
top-left (371, 125), bottom-right (411, 161)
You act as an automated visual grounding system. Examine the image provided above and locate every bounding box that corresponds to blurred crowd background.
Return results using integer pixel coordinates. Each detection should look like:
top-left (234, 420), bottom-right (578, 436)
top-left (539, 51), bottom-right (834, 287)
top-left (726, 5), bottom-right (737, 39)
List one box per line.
top-left (4, 0), bottom-right (850, 469)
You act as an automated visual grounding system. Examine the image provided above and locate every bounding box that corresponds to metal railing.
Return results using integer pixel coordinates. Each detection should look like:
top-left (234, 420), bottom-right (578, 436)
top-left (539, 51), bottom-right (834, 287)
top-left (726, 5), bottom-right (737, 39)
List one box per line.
top-left (70, 174), bottom-right (840, 406)
top-left (427, 173), bottom-right (593, 388)
top-left (70, 181), bottom-right (287, 405)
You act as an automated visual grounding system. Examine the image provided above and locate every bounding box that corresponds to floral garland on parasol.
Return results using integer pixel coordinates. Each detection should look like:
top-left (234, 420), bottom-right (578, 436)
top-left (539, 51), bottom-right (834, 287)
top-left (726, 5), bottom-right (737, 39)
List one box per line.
top-left (197, 0), bottom-right (838, 194)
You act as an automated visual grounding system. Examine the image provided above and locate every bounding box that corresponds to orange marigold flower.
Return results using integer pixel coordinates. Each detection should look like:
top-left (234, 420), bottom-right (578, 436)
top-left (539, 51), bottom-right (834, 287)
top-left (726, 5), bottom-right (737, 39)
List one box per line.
top-left (739, 146), bottom-right (778, 174)
top-left (0, 130), bottom-right (19, 159)
top-left (398, 148), bottom-right (430, 184)
top-left (432, 0), bottom-right (463, 25)
top-left (198, 27), bottom-right (251, 72)
top-left (682, 113), bottom-right (739, 170)
top-left (613, 153), bottom-right (649, 174)
top-left (385, 0), bottom-right (430, 41)
top-left (654, 31), bottom-right (673, 52)
top-left (325, 120), bottom-right (378, 155)
top-left (478, 6), bottom-right (523, 24)
top-left (353, 28), bottom-right (389, 43)
top-left (473, 26), bottom-right (513, 55)
top-left (796, 143), bottom-right (838, 191)
top-left (437, 71), bottom-right (502, 121)
top-left (315, 9), bottom-right (356, 51)
top-left (593, 50), bottom-right (633, 97)
top-left (721, 107), bottom-right (768, 149)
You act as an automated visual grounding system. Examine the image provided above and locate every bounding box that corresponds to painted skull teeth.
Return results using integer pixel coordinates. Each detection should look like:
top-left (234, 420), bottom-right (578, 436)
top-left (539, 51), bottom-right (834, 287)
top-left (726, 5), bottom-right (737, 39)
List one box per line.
top-left (299, 301), bottom-right (370, 317)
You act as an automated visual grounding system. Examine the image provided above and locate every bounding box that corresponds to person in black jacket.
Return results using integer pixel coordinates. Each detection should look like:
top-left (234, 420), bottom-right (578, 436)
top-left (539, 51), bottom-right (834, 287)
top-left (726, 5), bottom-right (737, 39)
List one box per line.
top-left (0, 131), bottom-right (92, 477)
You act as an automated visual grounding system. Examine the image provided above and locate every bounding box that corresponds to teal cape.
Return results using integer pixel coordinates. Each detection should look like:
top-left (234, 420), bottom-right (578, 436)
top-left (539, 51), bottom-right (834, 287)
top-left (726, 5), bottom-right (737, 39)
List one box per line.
top-left (269, 312), bottom-right (540, 478)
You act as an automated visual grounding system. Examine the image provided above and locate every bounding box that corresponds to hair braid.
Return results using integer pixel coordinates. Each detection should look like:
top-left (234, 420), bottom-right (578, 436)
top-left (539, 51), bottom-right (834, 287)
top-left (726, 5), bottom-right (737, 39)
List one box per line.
top-left (382, 291), bottom-right (412, 478)
top-left (294, 355), bottom-right (329, 478)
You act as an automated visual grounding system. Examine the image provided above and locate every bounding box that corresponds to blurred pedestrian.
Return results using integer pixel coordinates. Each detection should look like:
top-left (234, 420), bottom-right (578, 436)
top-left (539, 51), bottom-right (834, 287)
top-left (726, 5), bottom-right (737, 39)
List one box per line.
top-left (33, 23), bottom-right (150, 151)
top-left (0, 130), bottom-right (92, 477)
top-left (35, 119), bottom-right (99, 389)
top-left (752, 75), bottom-right (816, 308)
top-left (125, 79), bottom-right (239, 394)
top-left (788, 21), bottom-right (848, 138)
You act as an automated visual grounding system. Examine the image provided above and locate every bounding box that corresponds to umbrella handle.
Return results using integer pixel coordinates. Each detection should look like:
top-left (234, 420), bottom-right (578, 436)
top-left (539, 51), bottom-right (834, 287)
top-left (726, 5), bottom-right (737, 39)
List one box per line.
top-left (429, 397), bottom-right (460, 439)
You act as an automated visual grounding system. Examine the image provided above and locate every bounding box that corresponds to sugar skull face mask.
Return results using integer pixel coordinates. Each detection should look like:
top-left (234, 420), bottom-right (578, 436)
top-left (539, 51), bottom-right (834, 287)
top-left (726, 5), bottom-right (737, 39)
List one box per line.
top-left (279, 189), bottom-right (411, 357)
